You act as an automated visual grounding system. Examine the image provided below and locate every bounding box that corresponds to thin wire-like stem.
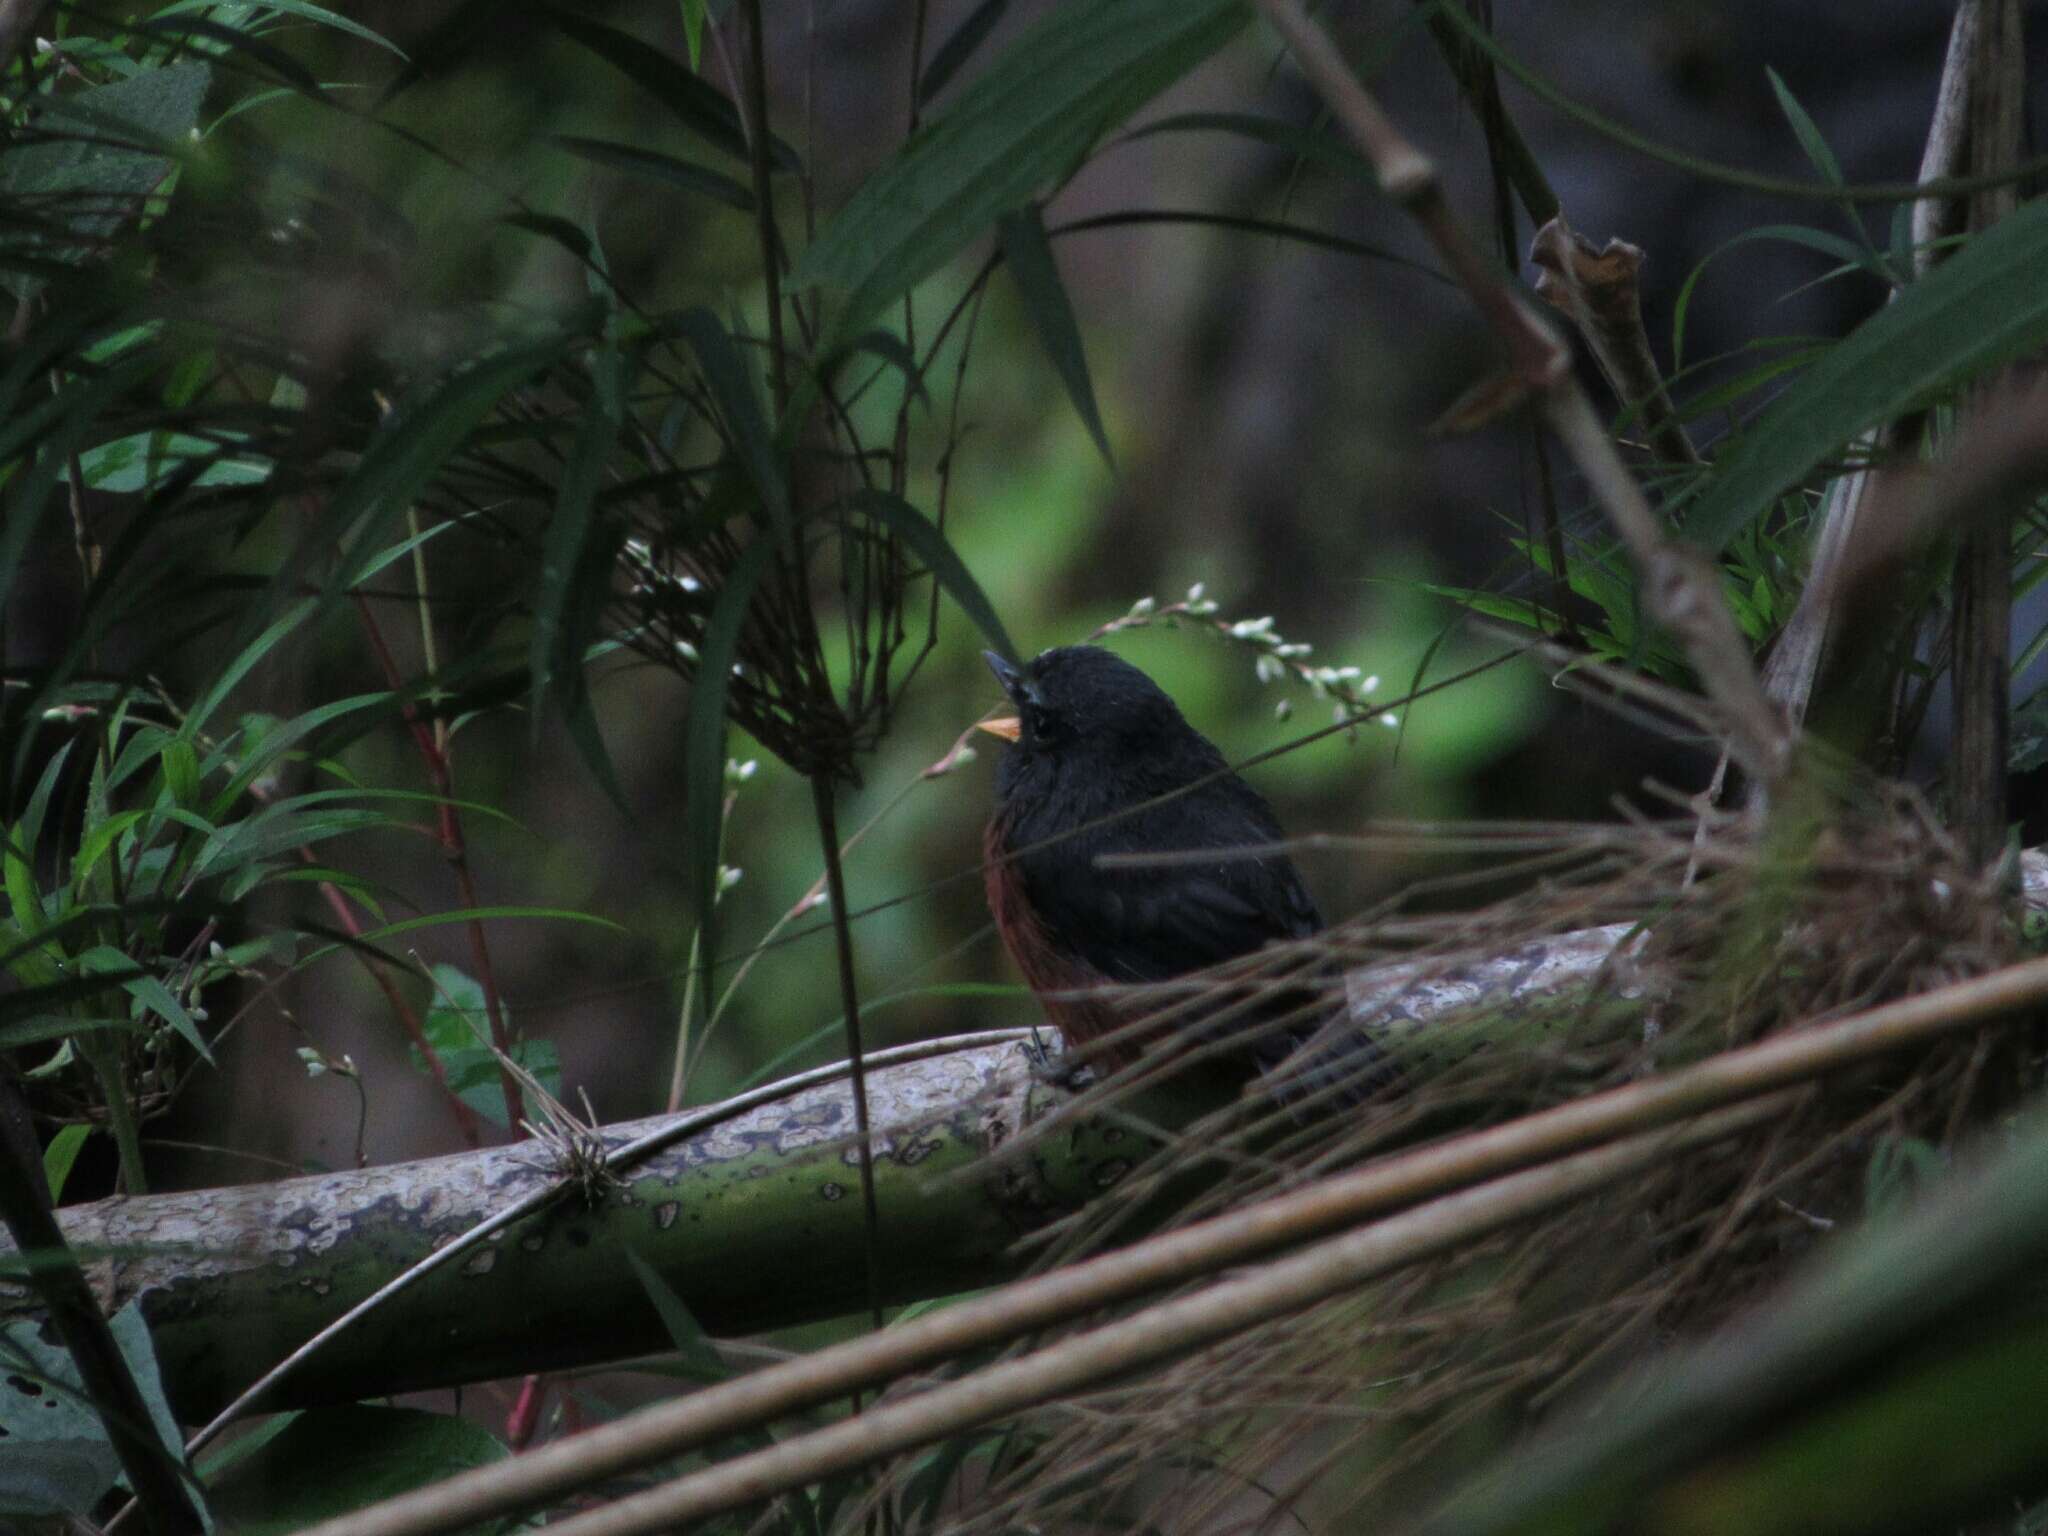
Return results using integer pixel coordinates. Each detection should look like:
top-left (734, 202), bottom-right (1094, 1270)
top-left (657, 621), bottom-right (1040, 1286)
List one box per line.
top-left (811, 776), bottom-right (886, 1335)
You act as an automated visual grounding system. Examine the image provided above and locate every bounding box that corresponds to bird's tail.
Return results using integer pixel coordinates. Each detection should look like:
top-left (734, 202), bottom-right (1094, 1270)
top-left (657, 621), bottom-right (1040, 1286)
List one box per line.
top-left (1250, 1006), bottom-right (1400, 1118)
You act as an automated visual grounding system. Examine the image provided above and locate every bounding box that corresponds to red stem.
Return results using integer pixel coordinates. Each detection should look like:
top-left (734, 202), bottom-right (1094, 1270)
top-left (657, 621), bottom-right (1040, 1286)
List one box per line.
top-left (352, 592), bottom-right (528, 1137)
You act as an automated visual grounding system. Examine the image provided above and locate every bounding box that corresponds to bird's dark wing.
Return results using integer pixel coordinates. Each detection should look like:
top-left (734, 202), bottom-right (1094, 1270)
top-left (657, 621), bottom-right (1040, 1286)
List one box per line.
top-left (1018, 780), bottom-right (1321, 985)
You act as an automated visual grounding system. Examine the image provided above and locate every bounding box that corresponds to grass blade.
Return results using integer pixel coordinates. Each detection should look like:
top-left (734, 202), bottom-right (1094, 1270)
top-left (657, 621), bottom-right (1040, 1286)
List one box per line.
top-left (839, 489), bottom-right (1017, 661)
top-left (1682, 195), bottom-right (2048, 552)
top-left (998, 201), bottom-right (1112, 466)
top-left (795, 0), bottom-right (1247, 346)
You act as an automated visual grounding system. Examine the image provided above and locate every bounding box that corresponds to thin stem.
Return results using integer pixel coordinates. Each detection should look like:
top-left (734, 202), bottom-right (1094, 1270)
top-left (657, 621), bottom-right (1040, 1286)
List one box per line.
top-left (809, 774), bottom-right (885, 1334)
top-left (78, 1028), bottom-right (147, 1195)
top-left (352, 590), bottom-right (526, 1136)
top-left (741, 0), bottom-right (787, 416)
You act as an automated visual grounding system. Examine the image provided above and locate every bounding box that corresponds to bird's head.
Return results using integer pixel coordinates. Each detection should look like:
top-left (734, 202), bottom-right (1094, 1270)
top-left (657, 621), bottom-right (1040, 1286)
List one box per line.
top-left (979, 646), bottom-right (1216, 803)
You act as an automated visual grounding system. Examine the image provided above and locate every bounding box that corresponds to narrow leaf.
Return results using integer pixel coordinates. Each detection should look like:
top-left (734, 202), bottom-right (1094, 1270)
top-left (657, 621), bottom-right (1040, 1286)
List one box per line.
top-left (553, 136), bottom-right (753, 211)
top-left (531, 344), bottom-right (628, 728)
top-left (672, 307), bottom-right (789, 534)
top-left (41, 1123), bottom-right (90, 1203)
top-left (997, 202), bottom-right (1111, 465)
top-left (287, 338), bottom-right (566, 636)
top-left (1682, 195), bottom-right (2048, 552)
top-left (796, 0), bottom-right (1246, 344)
top-left (918, 0), bottom-right (1008, 104)
top-left (1764, 67), bottom-right (1843, 187)
top-left (838, 489), bottom-right (1017, 661)
top-left (548, 9), bottom-right (800, 172)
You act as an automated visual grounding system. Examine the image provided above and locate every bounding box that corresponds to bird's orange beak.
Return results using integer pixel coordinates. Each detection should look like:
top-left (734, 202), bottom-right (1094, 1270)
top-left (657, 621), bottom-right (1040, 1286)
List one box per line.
top-left (976, 716), bottom-right (1022, 741)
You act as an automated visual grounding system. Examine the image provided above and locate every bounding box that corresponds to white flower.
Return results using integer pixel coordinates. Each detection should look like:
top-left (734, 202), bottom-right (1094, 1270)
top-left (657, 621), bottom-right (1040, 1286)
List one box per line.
top-left (1361, 673), bottom-right (1379, 691)
top-left (1228, 616), bottom-right (1275, 641)
top-left (1255, 654), bottom-right (1285, 685)
top-left (1379, 712), bottom-right (1400, 728)
top-left (724, 758), bottom-right (758, 787)
top-left (1274, 699), bottom-right (1293, 721)
top-left (1186, 582), bottom-right (1205, 604)
top-left (1128, 596), bottom-right (1156, 617)
top-left (675, 639), bottom-right (699, 662)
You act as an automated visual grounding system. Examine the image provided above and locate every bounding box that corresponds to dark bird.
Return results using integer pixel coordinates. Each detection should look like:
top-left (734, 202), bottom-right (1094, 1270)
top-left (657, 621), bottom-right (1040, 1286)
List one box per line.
top-left (980, 644), bottom-right (1381, 1108)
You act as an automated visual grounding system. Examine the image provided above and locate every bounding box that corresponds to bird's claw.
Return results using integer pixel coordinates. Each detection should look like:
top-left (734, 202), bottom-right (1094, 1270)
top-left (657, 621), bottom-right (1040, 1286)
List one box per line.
top-left (1022, 1027), bottom-right (1096, 1091)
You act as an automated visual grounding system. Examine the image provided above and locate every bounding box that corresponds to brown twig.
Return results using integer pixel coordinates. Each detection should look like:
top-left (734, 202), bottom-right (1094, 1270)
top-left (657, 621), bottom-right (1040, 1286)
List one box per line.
top-left (1529, 214), bottom-right (1701, 468)
top-left (1254, 0), bottom-right (1789, 787)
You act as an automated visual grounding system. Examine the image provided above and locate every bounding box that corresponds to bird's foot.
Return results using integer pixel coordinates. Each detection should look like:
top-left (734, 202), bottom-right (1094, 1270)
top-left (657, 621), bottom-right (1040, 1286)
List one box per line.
top-left (1022, 1027), bottom-right (1096, 1092)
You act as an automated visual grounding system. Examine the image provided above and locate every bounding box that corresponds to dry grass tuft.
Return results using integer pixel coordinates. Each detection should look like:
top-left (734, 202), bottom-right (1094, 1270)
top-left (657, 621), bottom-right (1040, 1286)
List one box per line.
top-left (858, 778), bottom-right (2034, 1534)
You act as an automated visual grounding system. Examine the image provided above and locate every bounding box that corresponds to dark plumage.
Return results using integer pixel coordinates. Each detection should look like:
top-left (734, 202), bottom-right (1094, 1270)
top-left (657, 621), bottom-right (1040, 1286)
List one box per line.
top-left (982, 645), bottom-right (1380, 1105)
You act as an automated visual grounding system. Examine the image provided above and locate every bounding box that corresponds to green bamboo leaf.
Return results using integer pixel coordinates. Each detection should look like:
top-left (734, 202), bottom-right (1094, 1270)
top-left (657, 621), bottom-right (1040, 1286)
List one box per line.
top-left (825, 329), bottom-right (932, 409)
top-left (0, 62), bottom-right (213, 296)
top-left (120, 968), bottom-right (212, 1063)
top-left (351, 511), bottom-right (463, 585)
top-left (997, 201), bottom-right (1112, 465)
top-left (70, 809), bottom-right (152, 891)
top-left (338, 905), bottom-right (627, 950)
top-left (796, 0), bottom-right (1247, 345)
top-left (154, 0), bottom-right (407, 59)
top-left (184, 599), bottom-right (317, 744)
top-left (41, 1122), bottom-right (91, 1202)
top-left (133, 15), bottom-right (321, 99)
top-left (3, 824), bottom-right (41, 936)
top-left (1764, 67), bottom-right (1843, 187)
top-left (680, 0), bottom-right (709, 69)
top-left (1682, 196), bottom-right (2048, 552)
top-left (190, 806), bottom-right (389, 878)
top-left (625, 1251), bottom-right (730, 1383)
top-left (838, 489), bottom-right (1017, 662)
top-left (290, 337), bottom-right (567, 626)
top-left (209, 692), bottom-right (397, 814)
top-left (498, 211), bottom-right (590, 260)
top-left (672, 306), bottom-right (789, 535)
top-left (160, 740), bottom-right (200, 809)
top-left (18, 739), bottom-right (75, 860)
top-left (548, 9), bottom-right (800, 173)
top-left (918, 0), bottom-right (1008, 104)
top-left (1124, 110), bottom-right (1374, 183)
top-left (531, 342), bottom-right (629, 731)
top-left (1671, 227), bottom-right (1870, 372)
top-left (552, 136), bottom-right (754, 212)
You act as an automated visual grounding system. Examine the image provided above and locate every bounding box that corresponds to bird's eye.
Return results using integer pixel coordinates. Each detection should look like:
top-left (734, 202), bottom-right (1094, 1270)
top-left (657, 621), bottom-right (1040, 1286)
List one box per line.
top-left (1027, 702), bottom-right (1068, 743)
